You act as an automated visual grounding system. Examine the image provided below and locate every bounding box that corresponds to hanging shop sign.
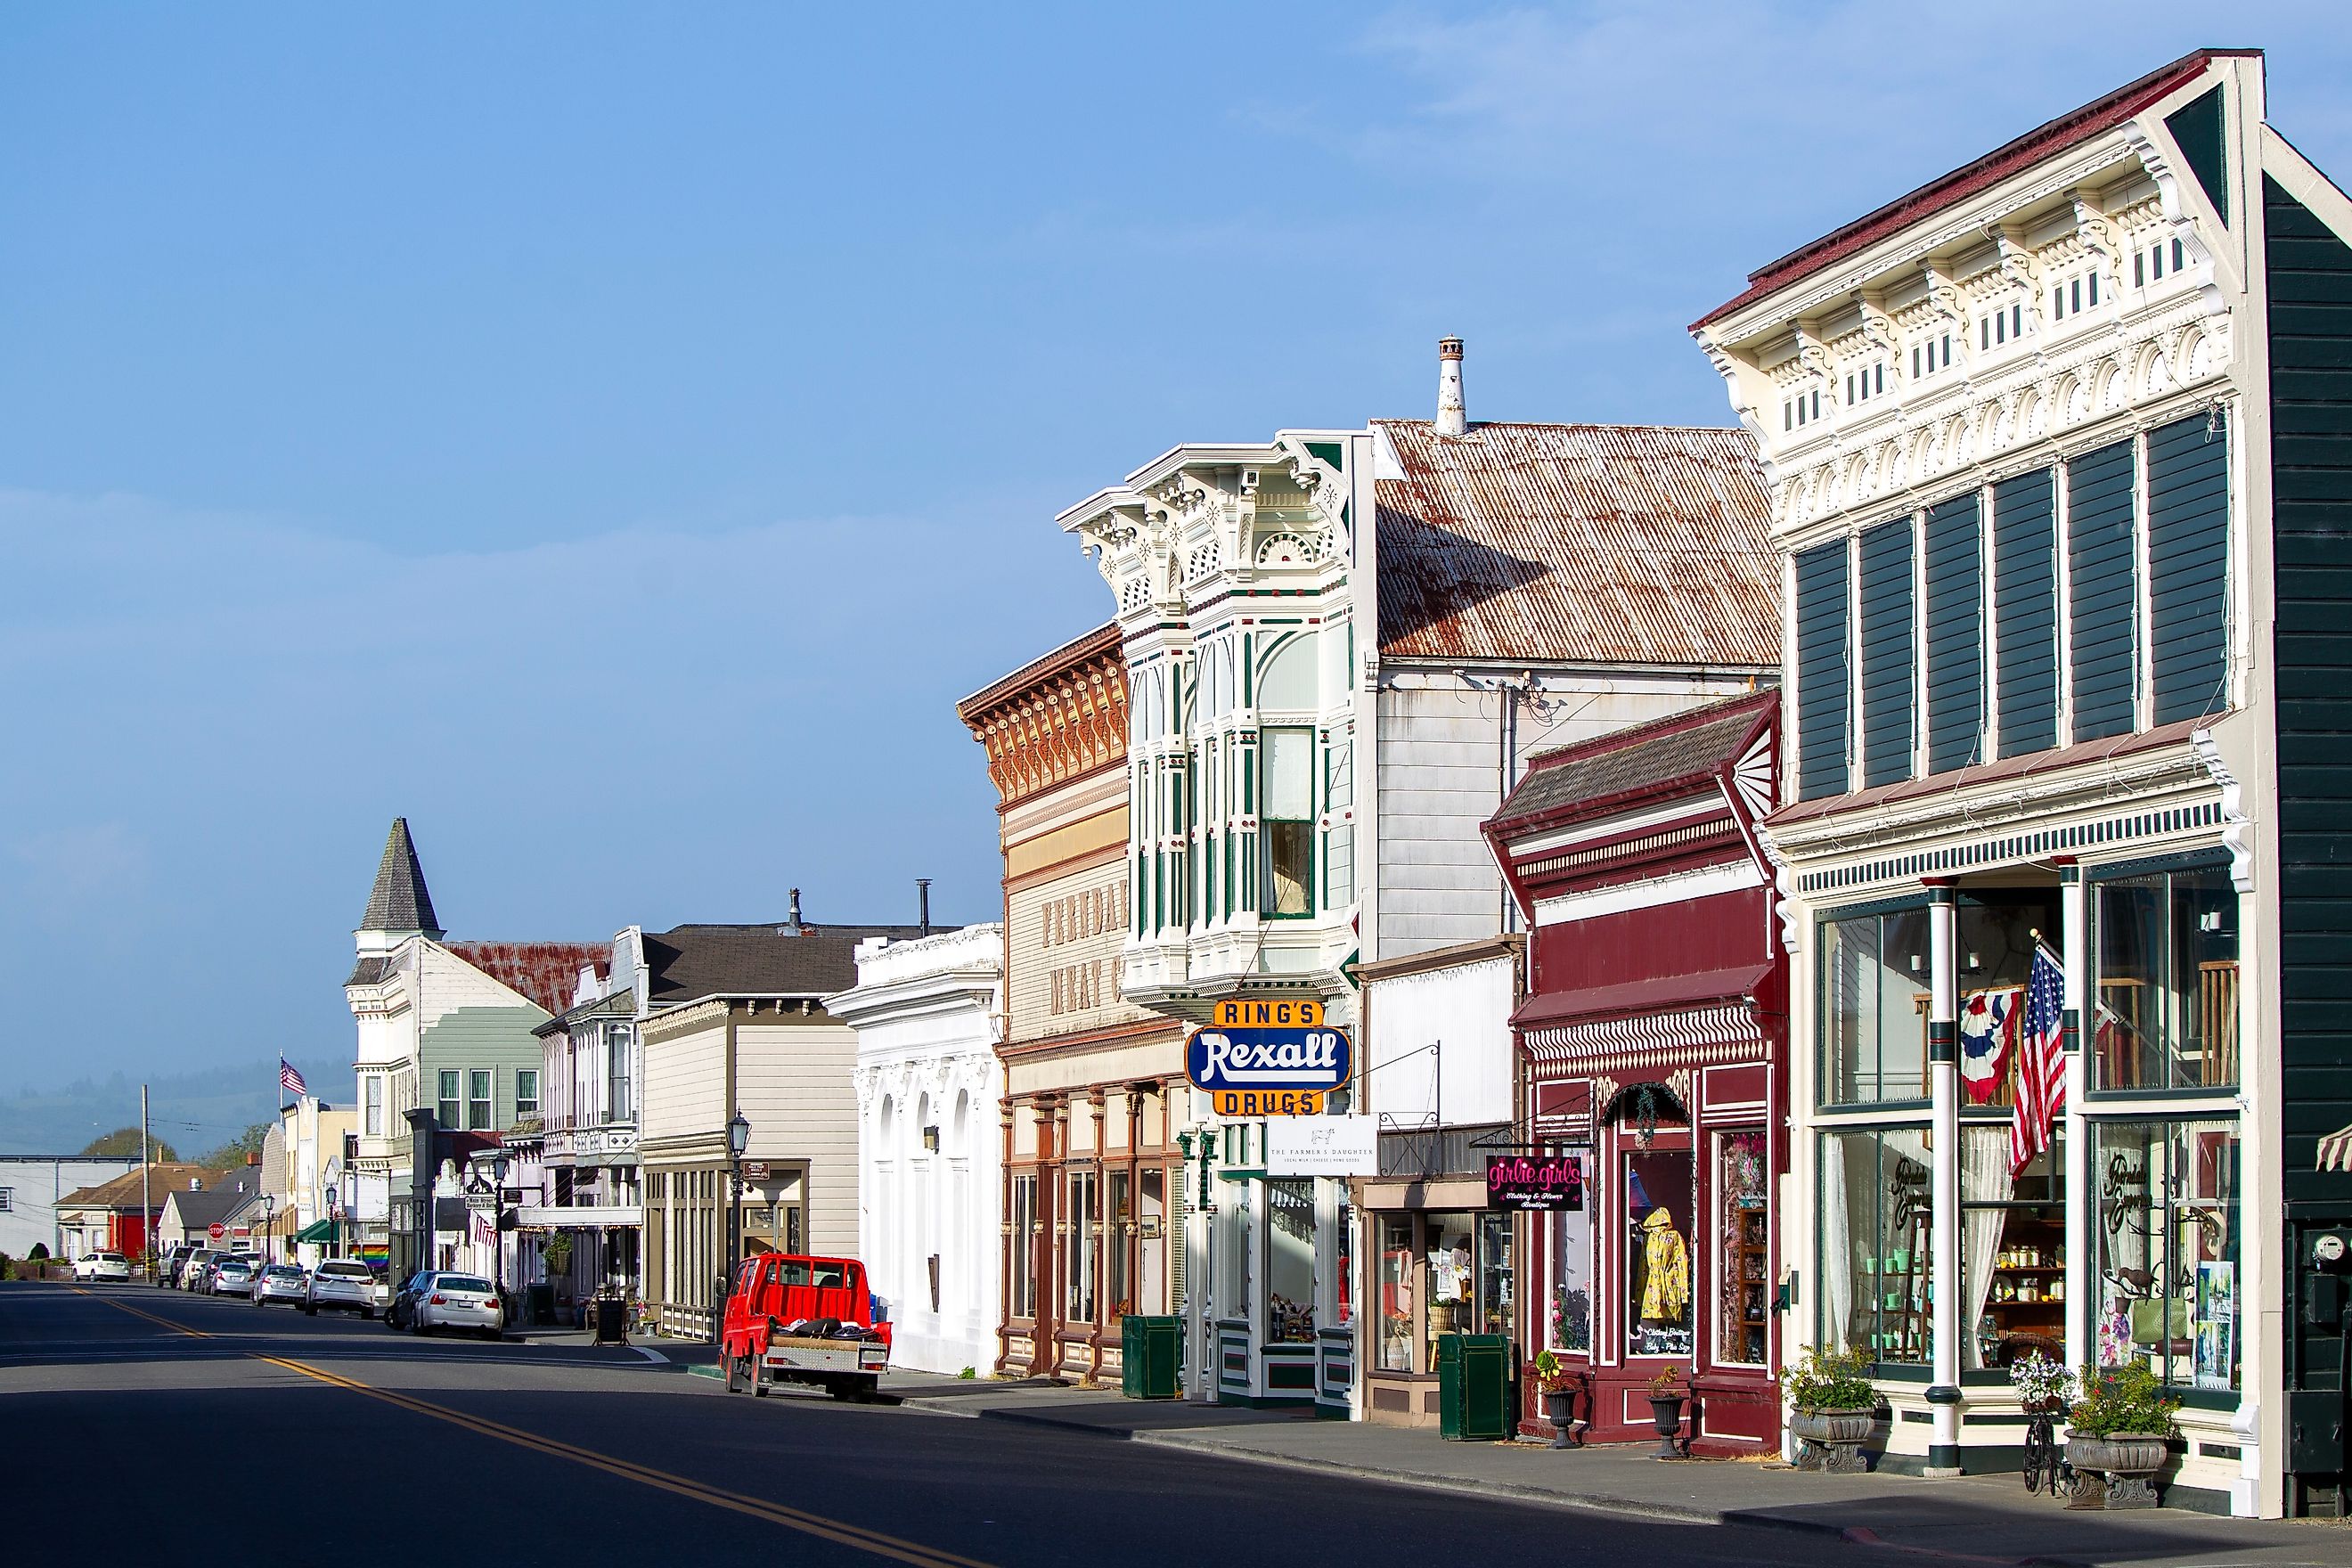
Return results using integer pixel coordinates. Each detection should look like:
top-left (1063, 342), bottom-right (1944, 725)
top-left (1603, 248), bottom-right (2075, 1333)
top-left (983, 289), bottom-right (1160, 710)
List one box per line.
top-left (1485, 1153), bottom-right (1585, 1212)
top-left (1266, 1115), bottom-right (1378, 1176)
top-left (1187, 998), bottom-right (1352, 1117)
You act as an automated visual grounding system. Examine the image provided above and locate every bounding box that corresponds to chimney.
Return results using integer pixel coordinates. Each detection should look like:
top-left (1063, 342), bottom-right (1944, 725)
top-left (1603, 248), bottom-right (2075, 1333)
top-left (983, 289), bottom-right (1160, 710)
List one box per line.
top-left (917, 878), bottom-right (932, 937)
top-left (1435, 336), bottom-right (1466, 437)
top-left (784, 888), bottom-right (804, 935)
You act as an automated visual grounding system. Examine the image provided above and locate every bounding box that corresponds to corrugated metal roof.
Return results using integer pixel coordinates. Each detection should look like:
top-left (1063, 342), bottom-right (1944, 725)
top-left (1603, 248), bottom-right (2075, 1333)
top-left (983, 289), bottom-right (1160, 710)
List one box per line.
top-left (1489, 693), bottom-right (1772, 829)
top-left (1375, 421), bottom-right (1780, 667)
top-left (448, 942), bottom-right (609, 1017)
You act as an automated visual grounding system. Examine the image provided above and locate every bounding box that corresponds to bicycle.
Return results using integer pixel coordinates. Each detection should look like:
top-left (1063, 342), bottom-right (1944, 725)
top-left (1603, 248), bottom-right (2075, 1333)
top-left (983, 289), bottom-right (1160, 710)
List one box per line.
top-left (2021, 1399), bottom-right (2072, 1497)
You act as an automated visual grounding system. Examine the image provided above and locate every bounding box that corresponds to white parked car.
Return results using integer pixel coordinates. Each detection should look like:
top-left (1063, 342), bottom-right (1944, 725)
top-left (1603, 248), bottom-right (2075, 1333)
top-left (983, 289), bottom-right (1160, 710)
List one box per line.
top-left (304, 1259), bottom-right (378, 1319)
top-left (73, 1251), bottom-right (134, 1282)
top-left (411, 1273), bottom-right (504, 1339)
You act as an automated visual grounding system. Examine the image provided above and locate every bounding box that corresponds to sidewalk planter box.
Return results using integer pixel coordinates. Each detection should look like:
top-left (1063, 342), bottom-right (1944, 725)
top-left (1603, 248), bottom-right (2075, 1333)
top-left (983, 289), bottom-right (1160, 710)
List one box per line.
top-left (1121, 1315), bottom-right (1181, 1401)
top-left (1436, 1334), bottom-right (1512, 1441)
top-left (1790, 1409), bottom-right (1874, 1474)
top-left (2065, 1432), bottom-right (2167, 1509)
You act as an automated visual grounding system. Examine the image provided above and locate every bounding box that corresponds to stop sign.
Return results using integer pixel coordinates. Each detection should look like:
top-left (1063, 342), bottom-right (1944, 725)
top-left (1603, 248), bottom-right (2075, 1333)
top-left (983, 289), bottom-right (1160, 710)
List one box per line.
top-left (207, 1222), bottom-right (225, 1241)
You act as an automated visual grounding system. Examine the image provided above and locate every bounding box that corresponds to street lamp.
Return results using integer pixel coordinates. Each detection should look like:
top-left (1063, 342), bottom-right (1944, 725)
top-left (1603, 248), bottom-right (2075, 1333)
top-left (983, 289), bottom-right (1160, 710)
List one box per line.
top-left (491, 1152), bottom-right (511, 1311)
top-left (260, 1195), bottom-right (274, 1267)
top-left (723, 1111), bottom-right (751, 1342)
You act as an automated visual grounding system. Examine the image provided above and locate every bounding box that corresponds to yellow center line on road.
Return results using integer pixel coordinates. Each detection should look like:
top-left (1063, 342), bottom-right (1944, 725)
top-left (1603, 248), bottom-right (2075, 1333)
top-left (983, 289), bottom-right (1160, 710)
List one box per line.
top-left (75, 1290), bottom-right (992, 1568)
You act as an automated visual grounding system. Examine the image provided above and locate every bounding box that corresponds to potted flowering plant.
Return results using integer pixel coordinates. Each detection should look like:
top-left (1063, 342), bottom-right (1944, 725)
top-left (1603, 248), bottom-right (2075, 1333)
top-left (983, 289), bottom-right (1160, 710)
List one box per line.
top-left (2007, 1351), bottom-right (2070, 1413)
top-left (1777, 1345), bottom-right (1878, 1473)
top-left (2065, 1362), bottom-right (2178, 1508)
top-left (1646, 1367), bottom-right (1689, 1458)
top-left (1531, 1350), bottom-right (1582, 1449)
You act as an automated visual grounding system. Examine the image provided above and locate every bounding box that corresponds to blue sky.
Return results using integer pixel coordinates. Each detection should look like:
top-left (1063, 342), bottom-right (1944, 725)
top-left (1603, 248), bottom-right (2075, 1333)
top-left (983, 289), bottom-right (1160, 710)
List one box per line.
top-left (3, 4), bottom-right (2348, 1092)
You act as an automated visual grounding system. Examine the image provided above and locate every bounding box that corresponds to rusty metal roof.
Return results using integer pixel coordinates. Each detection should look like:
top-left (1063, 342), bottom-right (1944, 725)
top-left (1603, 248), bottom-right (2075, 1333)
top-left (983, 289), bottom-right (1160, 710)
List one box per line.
top-left (447, 942), bottom-right (610, 1017)
top-left (1375, 421), bottom-right (1780, 667)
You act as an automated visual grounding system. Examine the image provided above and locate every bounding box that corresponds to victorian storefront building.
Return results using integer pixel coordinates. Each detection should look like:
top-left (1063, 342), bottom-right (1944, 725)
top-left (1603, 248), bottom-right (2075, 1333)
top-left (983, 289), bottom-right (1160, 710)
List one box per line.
top-left (1691, 50), bottom-right (2352, 1515)
top-left (1485, 691), bottom-right (1786, 1450)
top-left (960, 624), bottom-right (1188, 1387)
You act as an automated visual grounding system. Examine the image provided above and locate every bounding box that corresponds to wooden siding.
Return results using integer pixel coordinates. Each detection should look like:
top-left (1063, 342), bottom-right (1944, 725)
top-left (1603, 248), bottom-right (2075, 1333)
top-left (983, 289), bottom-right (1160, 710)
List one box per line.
top-left (1993, 467), bottom-right (2059, 757)
top-left (1857, 518), bottom-right (1916, 788)
top-left (1793, 538), bottom-right (1850, 799)
top-left (2266, 175), bottom-right (2352, 1206)
top-left (738, 1019), bottom-right (862, 1257)
top-left (1924, 492), bottom-right (1986, 774)
top-left (414, 1006), bottom-right (544, 1131)
top-left (2068, 438), bottom-right (2139, 741)
top-left (641, 1019), bottom-right (723, 1146)
top-left (1008, 858), bottom-right (1150, 1045)
top-left (2147, 409), bottom-right (2232, 724)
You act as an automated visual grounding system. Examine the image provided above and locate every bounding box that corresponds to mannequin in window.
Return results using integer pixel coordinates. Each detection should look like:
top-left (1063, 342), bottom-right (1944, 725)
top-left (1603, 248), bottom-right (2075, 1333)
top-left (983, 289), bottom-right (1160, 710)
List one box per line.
top-left (1638, 1206), bottom-right (1690, 1328)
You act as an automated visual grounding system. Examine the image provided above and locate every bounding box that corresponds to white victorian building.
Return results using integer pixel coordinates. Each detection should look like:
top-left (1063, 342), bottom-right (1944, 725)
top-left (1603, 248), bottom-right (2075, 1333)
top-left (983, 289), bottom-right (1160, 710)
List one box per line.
top-left (1692, 49), bottom-right (2352, 1517)
top-left (834, 925), bottom-right (1004, 1376)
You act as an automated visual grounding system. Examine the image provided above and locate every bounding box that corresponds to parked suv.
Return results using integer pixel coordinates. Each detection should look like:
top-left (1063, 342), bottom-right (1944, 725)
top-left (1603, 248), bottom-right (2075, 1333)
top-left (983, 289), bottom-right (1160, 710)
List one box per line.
top-left (178, 1249), bottom-right (222, 1290)
top-left (157, 1244), bottom-right (192, 1286)
top-left (305, 1259), bottom-right (378, 1319)
top-left (72, 1251), bottom-right (133, 1282)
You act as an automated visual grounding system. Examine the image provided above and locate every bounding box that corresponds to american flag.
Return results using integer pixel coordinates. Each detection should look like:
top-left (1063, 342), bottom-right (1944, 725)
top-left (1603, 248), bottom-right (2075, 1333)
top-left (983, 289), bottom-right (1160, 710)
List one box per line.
top-left (2011, 943), bottom-right (2067, 1174)
top-left (280, 1058), bottom-right (308, 1098)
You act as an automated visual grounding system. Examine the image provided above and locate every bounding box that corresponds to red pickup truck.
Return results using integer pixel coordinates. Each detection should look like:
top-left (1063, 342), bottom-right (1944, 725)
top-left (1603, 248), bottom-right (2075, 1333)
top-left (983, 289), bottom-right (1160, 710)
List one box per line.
top-left (717, 1252), bottom-right (892, 1401)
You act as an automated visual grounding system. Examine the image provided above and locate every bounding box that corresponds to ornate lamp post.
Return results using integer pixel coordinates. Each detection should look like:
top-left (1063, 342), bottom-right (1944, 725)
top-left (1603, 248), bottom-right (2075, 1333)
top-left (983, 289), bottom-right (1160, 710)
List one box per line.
top-left (260, 1195), bottom-right (275, 1268)
top-left (722, 1111), bottom-right (751, 1341)
top-left (491, 1151), bottom-right (511, 1310)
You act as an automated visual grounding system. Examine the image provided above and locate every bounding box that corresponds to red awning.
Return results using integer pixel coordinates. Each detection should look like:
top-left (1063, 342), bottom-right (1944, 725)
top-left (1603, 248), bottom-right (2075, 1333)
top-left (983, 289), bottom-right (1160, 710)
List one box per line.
top-left (1510, 963), bottom-right (1773, 1032)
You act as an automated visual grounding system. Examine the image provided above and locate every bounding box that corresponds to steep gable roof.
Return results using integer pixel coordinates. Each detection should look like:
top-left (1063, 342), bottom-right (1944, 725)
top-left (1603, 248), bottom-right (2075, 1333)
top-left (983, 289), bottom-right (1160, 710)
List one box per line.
top-left (1375, 421), bottom-right (1779, 668)
top-left (361, 818), bottom-right (442, 937)
top-left (642, 922), bottom-right (931, 1011)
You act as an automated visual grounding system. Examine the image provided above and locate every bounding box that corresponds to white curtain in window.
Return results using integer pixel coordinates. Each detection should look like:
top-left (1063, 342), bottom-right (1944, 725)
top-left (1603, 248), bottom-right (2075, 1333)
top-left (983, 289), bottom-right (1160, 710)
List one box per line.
top-left (1962, 1124), bottom-right (2013, 1369)
top-left (1263, 728), bottom-right (1313, 819)
top-left (1821, 1135), bottom-right (1851, 1352)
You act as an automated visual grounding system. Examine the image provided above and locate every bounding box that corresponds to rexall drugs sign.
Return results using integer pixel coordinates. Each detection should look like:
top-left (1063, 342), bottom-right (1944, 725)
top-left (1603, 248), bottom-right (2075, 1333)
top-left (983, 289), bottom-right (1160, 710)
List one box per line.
top-left (1186, 998), bottom-right (1352, 1117)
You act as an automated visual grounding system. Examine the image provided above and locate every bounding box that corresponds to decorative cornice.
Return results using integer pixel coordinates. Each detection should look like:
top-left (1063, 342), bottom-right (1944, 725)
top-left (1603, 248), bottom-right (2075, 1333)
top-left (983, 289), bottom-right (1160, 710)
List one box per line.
top-left (961, 639), bottom-right (1130, 810)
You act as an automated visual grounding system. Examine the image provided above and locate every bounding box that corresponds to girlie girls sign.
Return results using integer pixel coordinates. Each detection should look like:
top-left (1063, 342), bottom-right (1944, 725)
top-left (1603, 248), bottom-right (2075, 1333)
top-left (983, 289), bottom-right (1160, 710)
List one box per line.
top-left (1485, 1154), bottom-right (1584, 1212)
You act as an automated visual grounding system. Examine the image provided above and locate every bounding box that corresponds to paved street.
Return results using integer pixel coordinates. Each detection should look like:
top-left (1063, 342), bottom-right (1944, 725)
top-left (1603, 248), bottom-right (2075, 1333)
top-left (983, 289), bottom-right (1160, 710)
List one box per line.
top-left (4, 1282), bottom-right (1899, 1568)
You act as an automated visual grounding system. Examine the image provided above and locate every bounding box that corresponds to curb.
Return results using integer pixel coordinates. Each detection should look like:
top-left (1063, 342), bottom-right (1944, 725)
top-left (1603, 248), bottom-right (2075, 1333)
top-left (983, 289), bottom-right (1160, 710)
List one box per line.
top-left (895, 1396), bottom-right (2087, 1568)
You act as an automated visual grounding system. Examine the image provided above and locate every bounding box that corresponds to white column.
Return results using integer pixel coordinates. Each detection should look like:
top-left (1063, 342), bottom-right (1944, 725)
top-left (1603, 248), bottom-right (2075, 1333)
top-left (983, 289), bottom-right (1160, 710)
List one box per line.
top-left (2060, 865), bottom-right (2090, 1368)
top-left (1926, 882), bottom-right (1963, 1475)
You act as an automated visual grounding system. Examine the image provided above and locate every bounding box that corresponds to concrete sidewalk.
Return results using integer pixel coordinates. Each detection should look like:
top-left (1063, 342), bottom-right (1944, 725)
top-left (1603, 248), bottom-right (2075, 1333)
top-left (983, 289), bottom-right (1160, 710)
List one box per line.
top-left (881, 1374), bottom-right (2346, 1568)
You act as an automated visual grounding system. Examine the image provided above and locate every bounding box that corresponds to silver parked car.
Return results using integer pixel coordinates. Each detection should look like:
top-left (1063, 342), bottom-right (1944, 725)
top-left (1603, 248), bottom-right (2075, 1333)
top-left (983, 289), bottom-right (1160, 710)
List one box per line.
top-left (252, 1264), bottom-right (308, 1306)
top-left (411, 1272), bottom-right (504, 1339)
top-left (304, 1259), bottom-right (378, 1319)
top-left (209, 1255), bottom-right (258, 1295)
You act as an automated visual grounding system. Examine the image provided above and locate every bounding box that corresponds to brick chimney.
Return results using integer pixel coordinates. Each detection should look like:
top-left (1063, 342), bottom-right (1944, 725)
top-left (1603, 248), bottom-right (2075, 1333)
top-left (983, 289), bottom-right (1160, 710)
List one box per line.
top-left (1435, 337), bottom-right (1466, 437)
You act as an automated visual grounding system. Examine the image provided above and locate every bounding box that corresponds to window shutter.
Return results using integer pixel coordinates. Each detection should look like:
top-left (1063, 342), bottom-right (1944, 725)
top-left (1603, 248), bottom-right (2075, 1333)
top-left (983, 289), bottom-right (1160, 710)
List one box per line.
top-left (1923, 493), bottom-right (1985, 774)
top-left (2147, 409), bottom-right (2231, 723)
top-left (1993, 468), bottom-right (2059, 757)
top-left (2067, 439), bottom-right (2138, 741)
top-left (1857, 519), bottom-right (1916, 788)
top-left (1794, 539), bottom-right (1851, 800)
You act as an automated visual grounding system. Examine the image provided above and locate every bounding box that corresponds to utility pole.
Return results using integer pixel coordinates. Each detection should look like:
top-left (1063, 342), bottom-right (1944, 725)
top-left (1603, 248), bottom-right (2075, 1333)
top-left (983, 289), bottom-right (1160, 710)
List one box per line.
top-left (140, 1084), bottom-right (151, 1279)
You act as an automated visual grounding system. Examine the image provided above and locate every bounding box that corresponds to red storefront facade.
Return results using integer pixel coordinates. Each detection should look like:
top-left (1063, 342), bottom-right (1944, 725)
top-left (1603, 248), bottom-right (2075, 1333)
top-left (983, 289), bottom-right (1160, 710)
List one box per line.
top-left (1486, 690), bottom-right (1788, 1453)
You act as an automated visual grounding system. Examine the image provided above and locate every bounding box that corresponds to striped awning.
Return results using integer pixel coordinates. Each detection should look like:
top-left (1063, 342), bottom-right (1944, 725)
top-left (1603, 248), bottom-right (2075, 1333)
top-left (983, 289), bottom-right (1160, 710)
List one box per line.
top-left (2319, 1124), bottom-right (2352, 1172)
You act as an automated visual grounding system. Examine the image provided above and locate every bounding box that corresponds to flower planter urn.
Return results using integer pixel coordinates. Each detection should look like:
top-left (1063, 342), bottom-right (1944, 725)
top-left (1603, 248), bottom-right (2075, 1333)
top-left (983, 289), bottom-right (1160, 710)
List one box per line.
top-left (1542, 1387), bottom-right (1582, 1450)
top-left (1648, 1395), bottom-right (1688, 1459)
top-left (2065, 1431), bottom-right (2168, 1509)
top-left (1790, 1408), bottom-right (1875, 1474)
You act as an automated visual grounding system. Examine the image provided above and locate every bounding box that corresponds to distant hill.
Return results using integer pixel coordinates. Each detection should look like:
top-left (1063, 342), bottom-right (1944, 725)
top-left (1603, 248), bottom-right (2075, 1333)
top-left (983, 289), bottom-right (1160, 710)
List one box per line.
top-left (0, 1058), bottom-right (351, 1156)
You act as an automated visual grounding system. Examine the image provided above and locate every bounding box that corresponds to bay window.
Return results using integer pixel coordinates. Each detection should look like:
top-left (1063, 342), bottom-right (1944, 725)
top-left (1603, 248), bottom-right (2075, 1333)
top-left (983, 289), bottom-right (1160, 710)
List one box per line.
top-left (2093, 862), bottom-right (2240, 1090)
top-left (1261, 726), bottom-right (1313, 917)
top-left (1820, 905), bottom-right (1931, 1104)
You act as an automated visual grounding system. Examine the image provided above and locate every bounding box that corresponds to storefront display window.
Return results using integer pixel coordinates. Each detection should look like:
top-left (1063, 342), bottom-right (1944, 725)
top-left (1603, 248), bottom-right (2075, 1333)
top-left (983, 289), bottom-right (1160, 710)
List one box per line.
top-left (1962, 1129), bottom-right (2063, 1369)
top-left (1108, 1170), bottom-right (1131, 1317)
top-left (1476, 1212), bottom-right (1513, 1335)
top-left (1377, 1214), bottom-right (1415, 1372)
top-left (1625, 1150), bottom-right (1694, 1357)
top-left (1425, 1212), bottom-right (1477, 1365)
top-left (1335, 1195), bottom-right (1353, 1327)
top-left (1009, 1173), bottom-right (1037, 1319)
top-left (1821, 907), bottom-right (1931, 1103)
top-left (1266, 1178), bottom-right (1316, 1343)
top-left (1821, 1127), bottom-right (1931, 1365)
top-left (1550, 1198), bottom-right (1591, 1352)
top-left (1956, 892), bottom-right (2062, 1108)
top-left (1715, 1131), bottom-right (1768, 1365)
top-left (2092, 1120), bottom-right (2240, 1391)
top-left (1138, 1169), bottom-right (1166, 1315)
top-left (2094, 866), bottom-right (2240, 1090)
top-left (1066, 1169), bottom-right (1098, 1324)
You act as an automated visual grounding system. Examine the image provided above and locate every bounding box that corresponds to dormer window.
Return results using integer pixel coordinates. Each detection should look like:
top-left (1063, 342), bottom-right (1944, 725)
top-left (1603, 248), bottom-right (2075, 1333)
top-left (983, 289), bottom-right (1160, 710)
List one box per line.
top-left (1910, 334), bottom-right (1954, 380)
top-left (2049, 270), bottom-right (2102, 322)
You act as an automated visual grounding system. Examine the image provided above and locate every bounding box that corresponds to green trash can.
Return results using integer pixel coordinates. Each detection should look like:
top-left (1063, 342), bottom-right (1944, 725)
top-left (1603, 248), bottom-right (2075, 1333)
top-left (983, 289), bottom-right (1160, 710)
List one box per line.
top-left (1121, 1315), bottom-right (1181, 1400)
top-left (1436, 1334), bottom-right (1513, 1441)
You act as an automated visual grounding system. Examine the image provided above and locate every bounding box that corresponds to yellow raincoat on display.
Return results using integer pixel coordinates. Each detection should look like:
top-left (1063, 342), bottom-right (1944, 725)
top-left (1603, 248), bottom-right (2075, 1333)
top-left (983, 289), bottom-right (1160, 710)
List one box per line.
top-left (1638, 1206), bottom-right (1690, 1323)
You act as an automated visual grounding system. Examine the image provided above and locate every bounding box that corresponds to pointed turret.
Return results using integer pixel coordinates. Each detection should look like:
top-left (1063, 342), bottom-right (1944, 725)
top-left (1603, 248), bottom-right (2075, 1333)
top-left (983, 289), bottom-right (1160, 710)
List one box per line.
top-left (359, 817), bottom-right (442, 942)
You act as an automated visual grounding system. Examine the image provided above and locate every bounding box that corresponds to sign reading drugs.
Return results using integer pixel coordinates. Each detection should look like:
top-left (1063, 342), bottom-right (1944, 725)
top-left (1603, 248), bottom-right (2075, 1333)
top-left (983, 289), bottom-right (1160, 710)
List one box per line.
top-left (1187, 999), bottom-right (1352, 1117)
